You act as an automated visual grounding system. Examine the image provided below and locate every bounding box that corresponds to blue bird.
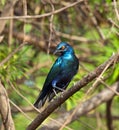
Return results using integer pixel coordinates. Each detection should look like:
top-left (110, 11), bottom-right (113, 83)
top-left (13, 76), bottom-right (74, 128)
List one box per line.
top-left (34, 42), bottom-right (79, 108)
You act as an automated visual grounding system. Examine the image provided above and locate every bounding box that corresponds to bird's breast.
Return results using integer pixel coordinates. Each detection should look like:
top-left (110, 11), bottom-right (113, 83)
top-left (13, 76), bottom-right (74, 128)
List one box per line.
top-left (57, 54), bottom-right (78, 71)
top-left (61, 56), bottom-right (76, 68)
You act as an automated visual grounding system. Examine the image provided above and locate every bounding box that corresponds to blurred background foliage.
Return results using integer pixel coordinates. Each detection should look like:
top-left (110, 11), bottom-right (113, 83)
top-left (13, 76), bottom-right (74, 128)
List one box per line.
top-left (0, 0), bottom-right (119, 130)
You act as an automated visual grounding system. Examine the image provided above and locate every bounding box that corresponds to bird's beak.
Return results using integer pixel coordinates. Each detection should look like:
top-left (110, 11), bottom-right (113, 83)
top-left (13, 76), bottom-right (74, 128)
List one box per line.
top-left (53, 50), bottom-right (58, 55)
top-left (53, 49), bottom-right (63, 55)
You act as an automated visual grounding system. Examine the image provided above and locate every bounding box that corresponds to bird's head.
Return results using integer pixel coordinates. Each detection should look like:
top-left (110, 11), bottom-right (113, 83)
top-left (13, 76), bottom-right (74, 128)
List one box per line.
top-left (54, 42), bottom-right (74, 55)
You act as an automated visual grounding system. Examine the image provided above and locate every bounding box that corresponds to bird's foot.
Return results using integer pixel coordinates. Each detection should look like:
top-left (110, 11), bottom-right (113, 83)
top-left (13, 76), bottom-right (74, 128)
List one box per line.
top-left (53, 85), bottom-right (64, 92)
top-left (53, 89), bottom-right (58, 97)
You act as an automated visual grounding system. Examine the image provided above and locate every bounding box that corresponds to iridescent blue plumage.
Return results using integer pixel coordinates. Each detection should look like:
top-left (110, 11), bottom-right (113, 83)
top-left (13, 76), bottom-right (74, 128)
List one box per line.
top-left (34, 42), bottom-right (79, 108)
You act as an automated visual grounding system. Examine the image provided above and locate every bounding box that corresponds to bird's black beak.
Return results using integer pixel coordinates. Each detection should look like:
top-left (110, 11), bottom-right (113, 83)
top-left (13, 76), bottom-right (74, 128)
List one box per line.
top-left (53, 49), bottom-right (62, 55)
top-left (53, 50), bottom-right (58, 55)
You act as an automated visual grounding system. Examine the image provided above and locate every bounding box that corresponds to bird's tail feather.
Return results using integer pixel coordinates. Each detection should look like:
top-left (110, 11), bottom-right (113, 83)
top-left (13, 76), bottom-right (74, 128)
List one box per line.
top-left (34, 90), bottom-right (58, 109)
top-left (34, 94), bottom-right (48, 109)
top-left (48, 92), bottom-right (55, 102)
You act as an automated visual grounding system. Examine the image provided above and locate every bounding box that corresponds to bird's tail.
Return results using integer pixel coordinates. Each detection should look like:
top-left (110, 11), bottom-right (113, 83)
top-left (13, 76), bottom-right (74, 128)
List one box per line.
top-left (34, 91), bottom-right (56, 109)
top-left (34, 93), bottom-right (48, 109)
top-left (34, 90), bottom-right (58, 109)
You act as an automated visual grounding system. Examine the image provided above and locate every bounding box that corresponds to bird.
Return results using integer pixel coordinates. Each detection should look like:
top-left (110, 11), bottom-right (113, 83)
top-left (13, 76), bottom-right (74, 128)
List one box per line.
top-left (34, 42), bottom-right (79, 108)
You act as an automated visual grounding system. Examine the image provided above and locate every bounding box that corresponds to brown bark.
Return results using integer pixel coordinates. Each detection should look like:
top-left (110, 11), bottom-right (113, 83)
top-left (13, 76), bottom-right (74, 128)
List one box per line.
top-left (0, 80), bottom-right (15, 130)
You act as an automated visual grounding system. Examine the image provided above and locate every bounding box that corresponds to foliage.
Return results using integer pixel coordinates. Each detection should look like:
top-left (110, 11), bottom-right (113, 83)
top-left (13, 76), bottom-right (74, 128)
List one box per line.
top-left (0, 43), bottom-right (31, 82)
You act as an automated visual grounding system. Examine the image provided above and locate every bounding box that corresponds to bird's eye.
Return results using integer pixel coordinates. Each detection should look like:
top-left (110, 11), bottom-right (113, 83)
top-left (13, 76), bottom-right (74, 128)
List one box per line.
top-left (60, 46), bottom-right (65, 50)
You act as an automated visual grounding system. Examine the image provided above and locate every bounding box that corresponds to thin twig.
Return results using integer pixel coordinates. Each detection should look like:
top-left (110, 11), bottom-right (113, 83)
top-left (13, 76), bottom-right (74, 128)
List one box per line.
top-left (86, 53), bottom-right (117, 96)
top-left (0, 0), bottom-right (83, 20)
top-left (8, 8), bottom-right (13, 46)
top-left (56, 31), bottom-right (93, 43)
top-left (108, 18), bottom-right (119, 29)
top-left (10, 100), bottom-right (32, 121)
top-left (100, 80), bottom-right (119, 96)
top-left (23, 0), bottom-right (28, 42)
top-left (47, 0), bottom-right (55, 54)
top-left (113, 0), bottom-right (119, 21)
top-left (8, 81), bottom-right (42, 112)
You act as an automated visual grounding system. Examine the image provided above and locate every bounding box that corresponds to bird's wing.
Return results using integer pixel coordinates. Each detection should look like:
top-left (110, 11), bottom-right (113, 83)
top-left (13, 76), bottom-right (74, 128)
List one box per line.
top-left (42, 58), bottom-right (62, 90)
top-left (34, 58), bottom-right (62, 108)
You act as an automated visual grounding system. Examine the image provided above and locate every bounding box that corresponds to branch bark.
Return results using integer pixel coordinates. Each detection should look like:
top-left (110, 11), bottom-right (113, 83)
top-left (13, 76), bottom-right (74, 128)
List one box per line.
top-left (106, 82), bottom-right (119, 130)
top-left (27, 53), bottom-right (119, 130)
top-left (40, 82), bottom-right (119, 130)
top-left (106, 99), bottom-right (114, 130)
top-left (0, 80), bottom-right (15, 130)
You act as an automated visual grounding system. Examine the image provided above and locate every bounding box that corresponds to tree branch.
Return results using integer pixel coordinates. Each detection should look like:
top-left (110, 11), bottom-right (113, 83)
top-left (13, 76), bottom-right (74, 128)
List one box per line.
top-left (0, 0), bottom-right (83, 20)
top-left (27, 53), bottom-right (119, 130)
top-left (40, 82), bottom-right (119, 130)
top-left (106, 99), bottom-right (114, 130)
top-left (0, 80), bottom-right (15, 130)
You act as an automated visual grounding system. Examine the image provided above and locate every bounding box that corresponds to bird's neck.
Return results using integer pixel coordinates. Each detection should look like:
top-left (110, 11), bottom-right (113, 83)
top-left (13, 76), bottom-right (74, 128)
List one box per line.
top-left (62, 51), bottom-right (75, 59)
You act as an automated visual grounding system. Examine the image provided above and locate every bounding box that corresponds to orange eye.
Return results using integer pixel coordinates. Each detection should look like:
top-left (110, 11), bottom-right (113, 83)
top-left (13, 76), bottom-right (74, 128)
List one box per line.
top-left (61, 46), bottom-right (65, 50)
